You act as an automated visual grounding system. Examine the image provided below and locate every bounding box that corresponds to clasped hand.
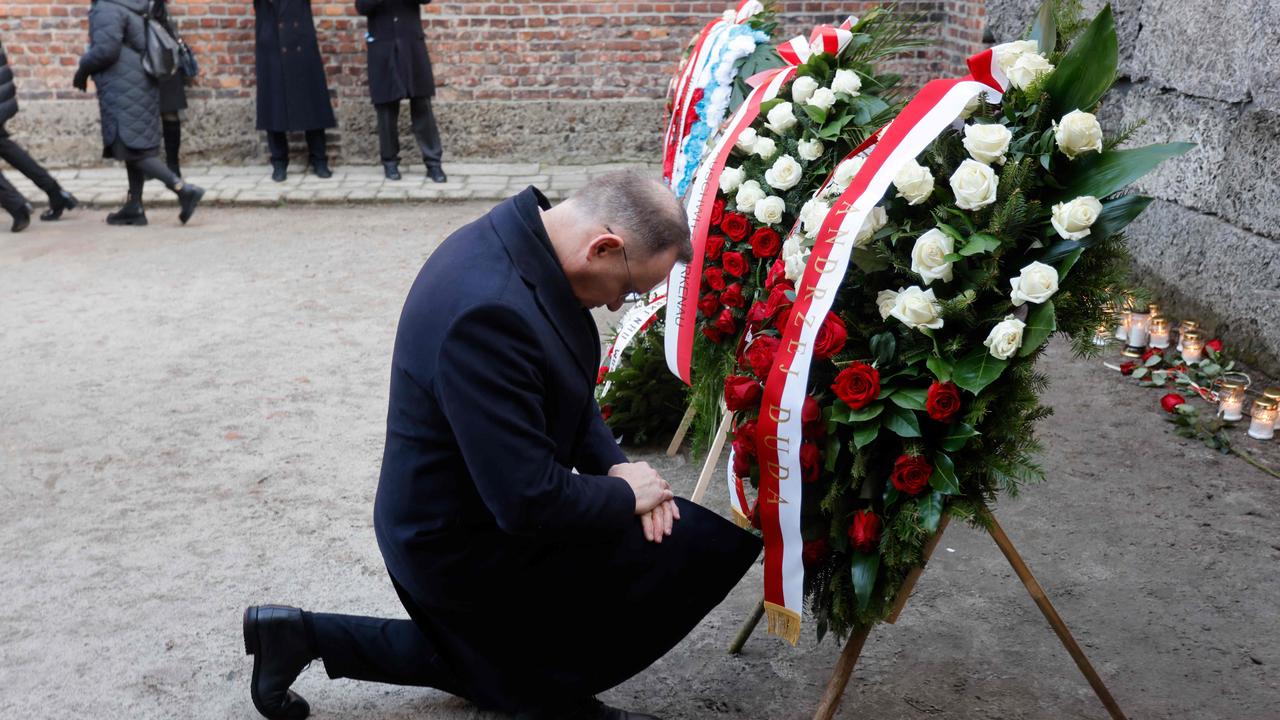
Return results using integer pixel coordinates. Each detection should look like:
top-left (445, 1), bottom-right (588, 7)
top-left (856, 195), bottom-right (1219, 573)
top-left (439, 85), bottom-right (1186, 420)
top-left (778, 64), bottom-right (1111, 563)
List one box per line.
top-left (609, 461), bottom-right (681, 544)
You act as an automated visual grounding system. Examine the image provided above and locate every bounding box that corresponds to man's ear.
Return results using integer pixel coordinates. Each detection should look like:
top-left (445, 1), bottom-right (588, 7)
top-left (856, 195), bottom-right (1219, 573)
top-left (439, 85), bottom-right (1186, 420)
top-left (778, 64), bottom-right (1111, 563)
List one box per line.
top-left (589, 233), bottom-right (623, 258)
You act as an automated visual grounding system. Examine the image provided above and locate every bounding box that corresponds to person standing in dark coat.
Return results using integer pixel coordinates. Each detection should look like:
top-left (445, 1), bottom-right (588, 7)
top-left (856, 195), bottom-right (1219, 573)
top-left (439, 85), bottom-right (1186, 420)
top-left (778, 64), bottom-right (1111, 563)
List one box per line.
top-left (355, 0), bottom-right (445, 182)
top-left (253, 0), bottom-right (337, 182)
top-left (0, 37), bottom-right (79, 232)
top-left (74, 0), bottom-right (204, 226)
top-left (153, 0), bottom-right (188, 177)
top-left (242, 173), bottom-right (761, 720)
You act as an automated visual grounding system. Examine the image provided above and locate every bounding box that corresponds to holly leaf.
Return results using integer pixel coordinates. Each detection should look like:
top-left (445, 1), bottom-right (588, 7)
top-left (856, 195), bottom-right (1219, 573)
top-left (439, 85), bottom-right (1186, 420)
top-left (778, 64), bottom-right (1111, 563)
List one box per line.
top-left (851, 551), bottom-right (881, 612)
top-left (890, 387), bottom-right (929, 411)
top-left (1018, 300), bottom-right (1057, 357)
top-left (929, 453), bottom-right (960, 495)
top-left (882, 403), bottom-right (922, 438)
top-left (919, 491), bottom-right (945, 533)
top-left (953, 347), bottom-right (1010, 394)
top-left (940, 422), bottom-right (980, 451)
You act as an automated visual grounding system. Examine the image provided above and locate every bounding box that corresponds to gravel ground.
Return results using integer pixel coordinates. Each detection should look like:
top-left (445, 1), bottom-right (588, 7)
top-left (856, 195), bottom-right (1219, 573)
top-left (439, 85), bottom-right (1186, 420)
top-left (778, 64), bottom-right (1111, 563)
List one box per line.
top-left (2, 204), bottom-right (1277, 719)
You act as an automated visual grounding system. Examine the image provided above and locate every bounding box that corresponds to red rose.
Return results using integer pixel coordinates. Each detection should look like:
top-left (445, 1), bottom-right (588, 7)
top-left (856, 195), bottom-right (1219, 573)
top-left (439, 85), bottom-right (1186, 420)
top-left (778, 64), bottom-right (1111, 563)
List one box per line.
top-left (765, 259), bottom-right (787, 289)
top-left (831, 362), bottom-right (880, 410)
top-left (890, 455), bottom-right (932, 496)
top-left (800, 442), bottom-right (821, 483)
top-left (714, 308), bottom-right (737, 335)
top-left (720, 283), bottom-right (745, 308)
top-left (765, 282), bottom-right (794, 322)
top-left (704, 266), bottom-right (726, 291)
top-left (749, 227), bottom-right (782, 259)
top-left (744, 336), bottom-right (780, 378)
top-left (733, 419), bottom-right (758, 458)
top-left (847, 509), bottom-right (882, 554)
top-left (710, 197), bottom-right (725, 226)
top-left (732, 448), bottom-right (753, 477)
top-left (802, 538), bottom-right (829, 568)
top-left (721, 251), bottom-right (748, 277)
top-left (721, 212), bottom-right (750, 241)
top-left (746, 300), bottom-right (768, 328)
top-left (813, 312), bottom-right (847, 360)
top-left (705, 234), bottom-right (726, 261)
top-left (802, 395), bottom-right (824, 438)
top-left (596, 365), bottom-right (609, 384)
top-left (724, 375), bottom-right (762, 412)
top-left (601, 404), bottom-right (613, 422)
top-left (1160, 393), bottom-right (1187, 414)
top-left (1206, 338), bottom-right (1223, 354)
top-left (701, 326), bottom-right (724, 344)
top-left (1119, 360), bottom-right (1137, 376)
top-left (698, 292), bottom-right (720, 318)
top-left (1140, 347), bottom-right (1159, 363)
top-left (925, 381), bottom-right (962, 423)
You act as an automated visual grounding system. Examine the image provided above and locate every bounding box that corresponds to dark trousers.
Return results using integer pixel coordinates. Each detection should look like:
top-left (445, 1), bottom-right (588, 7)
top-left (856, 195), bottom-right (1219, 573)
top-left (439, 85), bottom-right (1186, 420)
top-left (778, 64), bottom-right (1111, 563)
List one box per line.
top-left (375, 96), bottom-right (442, 166)
top-left (266, 129), bottom-right (327, 166)
top-left (124, 156), bottom-right (181, 205)
top-left (0, 134), bottom-right (62, 199)
top-left (0, 169), bottom-right (26, 214)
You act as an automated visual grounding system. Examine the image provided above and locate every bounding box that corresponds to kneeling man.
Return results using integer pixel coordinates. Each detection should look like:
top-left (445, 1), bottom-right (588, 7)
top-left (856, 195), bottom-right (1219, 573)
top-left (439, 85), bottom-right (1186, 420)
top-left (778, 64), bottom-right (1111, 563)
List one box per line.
top-left (243, 172), bottom-right (761, 720)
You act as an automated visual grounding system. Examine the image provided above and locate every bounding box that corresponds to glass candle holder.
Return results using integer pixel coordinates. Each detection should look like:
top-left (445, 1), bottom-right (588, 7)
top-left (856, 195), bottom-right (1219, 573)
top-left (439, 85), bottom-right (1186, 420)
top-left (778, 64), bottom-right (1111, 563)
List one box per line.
top-left (1177, 320), bottom-right (1199, 352)
top-left (1147, 303), bottom-right (1162, 319)
top-left (1248, 399), bottom-right (1277, 440)
top-left (1218, 380), bottom-right (1246, 421)
top-left (1149, 316), bottom-right (1171, 349)
top-left (1123, 307), bottom-right (1151, 357)
top-left (1115, 311), bottom-right (1131, 341)
top-left (1265, 387), bottom-right (1280, 429)
top-left (1181, 330), bottom-right (1205, 364)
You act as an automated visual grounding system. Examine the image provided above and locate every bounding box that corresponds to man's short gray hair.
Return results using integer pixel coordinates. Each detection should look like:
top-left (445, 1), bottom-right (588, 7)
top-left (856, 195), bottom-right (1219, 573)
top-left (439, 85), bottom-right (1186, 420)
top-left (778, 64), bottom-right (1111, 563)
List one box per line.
top-left (568, 170), bottom-right (692, 263)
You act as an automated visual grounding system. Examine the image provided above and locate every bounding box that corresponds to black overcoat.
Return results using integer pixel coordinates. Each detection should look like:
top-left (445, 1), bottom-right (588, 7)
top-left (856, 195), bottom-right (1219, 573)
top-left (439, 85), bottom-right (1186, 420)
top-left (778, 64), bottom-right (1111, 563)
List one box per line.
top-left (372, 187), bottom-right (760, 712)
top-left (252, 0), bottom-right (336, 132)
top-left (355, 0), bottom-right (435, 104)
top-left (0, 39), bottom-right (17, 130)
top-left (152, 0), bottom-right (187, 114)
top-left (78, 0), bottom-right (161, 153)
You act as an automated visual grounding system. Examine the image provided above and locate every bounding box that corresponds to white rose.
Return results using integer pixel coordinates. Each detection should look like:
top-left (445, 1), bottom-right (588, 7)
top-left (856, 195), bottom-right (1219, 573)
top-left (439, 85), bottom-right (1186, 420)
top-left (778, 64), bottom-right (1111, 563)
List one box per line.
top-left (949, 159), bottom-right (998, 210)
top-left (984, 315), bottom-right (1026, 360)
top-left (993, 40), bottom-right (1039, 74)
top-left (797, 138), bottom-right (824, 162)
top-left (833, 157), bottom-right (864, 188)
top-left (831, 69), bottom-right (862, 96)
top-left (754, 195), bottom-right (786, 225)
top-left (1050, 196), bottom-right (1103, 240)
top-left (1007, 52), bottom-right (1054, 90)
top-left (893, 159), bottom-right (934, 205)
top-left (800, 197), bottom-right (830, 238)
top-left (890, 286), bottom-right (944, 331)
top-left (753, 135), bottom-right (778, 160)
top-left (765, 101), bottom-right (798, 135)
top-left (1009, 261), bottom-right (1060, 306)
top-left (734, 179), bottom-right (765, 212)
top-left (962, 122), bottom-right (1013, 165)
top-left (764, 154), bottom-right (803, 191)
top-left (854, 206), bottom-right (887, 247)
top-left (807, 87), bottom-right (837, 112)
top-left (876, 289), bottom-right (899, 320)
top-left (1054, 109), bottom-right (1104, 159)
top-left (910, 228), bottom-right (955, 285)
top-left (735, 127), bottom-right (758, 154)
top-left (737, 0), bottom-right (764, 19)
top-left (783, 235), bottom-right (809, 282)
top-left (719, 166), bottom-right (745, 194)
top-left (791, 76), bottom-right (819, 104)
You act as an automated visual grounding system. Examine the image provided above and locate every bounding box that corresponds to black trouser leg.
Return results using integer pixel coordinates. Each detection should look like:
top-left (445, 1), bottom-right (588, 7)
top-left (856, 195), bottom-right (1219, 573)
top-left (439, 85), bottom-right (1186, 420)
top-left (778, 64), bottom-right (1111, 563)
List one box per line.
top-left (303, 129), bottom-right (327, 167)
top-left (0, 135), bottom-right (62, 197)
top-left (375, 101), bottom-right (401, 163)
top-left (125, 157), bottom-right (181, 204)
top-left (0, 170), bottom-right (29, 215)
top-left (162, 116), bottom-right (182, 176)
top-left (409, 96), bottom-right (443, 168)
top-left (125, 163), bottom-right (145, 205)
top-left (266, 131), bottom-right (289, 165)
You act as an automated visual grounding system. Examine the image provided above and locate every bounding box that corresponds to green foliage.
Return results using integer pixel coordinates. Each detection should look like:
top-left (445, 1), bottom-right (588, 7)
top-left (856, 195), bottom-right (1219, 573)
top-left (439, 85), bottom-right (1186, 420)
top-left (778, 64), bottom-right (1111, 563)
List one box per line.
top-left (596, 321), bottom-right (689, 446)
top-left (1043, 4), bottom-right (1117, 117)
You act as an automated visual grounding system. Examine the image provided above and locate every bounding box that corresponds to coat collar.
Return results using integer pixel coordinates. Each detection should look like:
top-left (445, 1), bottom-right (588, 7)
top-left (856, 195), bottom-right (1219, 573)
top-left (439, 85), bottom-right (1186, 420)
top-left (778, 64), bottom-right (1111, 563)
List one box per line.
top-left (491, 187), bottom-right (599, 381)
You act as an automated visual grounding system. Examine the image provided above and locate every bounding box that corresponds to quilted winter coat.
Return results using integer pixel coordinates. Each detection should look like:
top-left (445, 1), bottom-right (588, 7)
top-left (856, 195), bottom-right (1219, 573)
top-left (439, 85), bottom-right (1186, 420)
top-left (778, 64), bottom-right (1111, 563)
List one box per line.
top-left (78, 0), bottom-right (162, 153)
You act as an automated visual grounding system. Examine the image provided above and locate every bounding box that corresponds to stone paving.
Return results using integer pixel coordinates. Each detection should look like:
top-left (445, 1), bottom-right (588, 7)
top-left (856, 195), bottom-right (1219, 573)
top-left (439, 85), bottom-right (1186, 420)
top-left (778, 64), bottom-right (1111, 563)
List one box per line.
top-left (2, 161), bottom-right (661, 208)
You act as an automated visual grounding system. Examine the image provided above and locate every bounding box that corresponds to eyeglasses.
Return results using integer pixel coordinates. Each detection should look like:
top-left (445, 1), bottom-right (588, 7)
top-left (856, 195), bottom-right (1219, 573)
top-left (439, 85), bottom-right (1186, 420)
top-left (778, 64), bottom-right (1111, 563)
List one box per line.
top-left (607, 225), bottom-right (644, 304)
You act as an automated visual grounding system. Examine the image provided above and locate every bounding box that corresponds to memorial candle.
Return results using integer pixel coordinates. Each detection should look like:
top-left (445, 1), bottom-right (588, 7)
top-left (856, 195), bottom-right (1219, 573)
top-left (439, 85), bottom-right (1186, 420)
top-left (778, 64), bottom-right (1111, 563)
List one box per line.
top-left (1181, 330), bottom-right (1205, 364)
top-left (1149, 316), bottom-right (1170, 349)
top-left (1248, 399), bottom-right (1277, 441)
top-left (1218, 380), bottom-right (1246, 421)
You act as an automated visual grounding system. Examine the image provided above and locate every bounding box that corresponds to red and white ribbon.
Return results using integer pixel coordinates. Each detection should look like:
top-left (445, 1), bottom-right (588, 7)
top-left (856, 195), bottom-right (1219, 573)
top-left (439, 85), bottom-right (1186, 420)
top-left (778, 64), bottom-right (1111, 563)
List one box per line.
top-left (754, 49), bottom-right (1008, 645)
top-left (598, 287), bottom-right (668, 397)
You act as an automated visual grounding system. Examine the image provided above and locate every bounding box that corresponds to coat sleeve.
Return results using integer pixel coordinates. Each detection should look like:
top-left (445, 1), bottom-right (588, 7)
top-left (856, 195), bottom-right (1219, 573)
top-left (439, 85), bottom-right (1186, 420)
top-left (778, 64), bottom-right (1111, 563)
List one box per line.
top-left (78, 6), bottom-right (126, 76)
top-left (435, 304), bottom-right (637, 537)
top-left (354, 0), bottom-right (383, 16)
top-left (573, 400), bottom-right (628, 475)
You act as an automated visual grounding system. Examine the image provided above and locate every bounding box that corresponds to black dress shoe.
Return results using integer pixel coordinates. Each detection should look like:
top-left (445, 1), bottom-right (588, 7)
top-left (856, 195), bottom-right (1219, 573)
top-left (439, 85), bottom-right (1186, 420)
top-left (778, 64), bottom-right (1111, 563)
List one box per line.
top-left (427, 165), bottom-right (447, 183)
top-left (516, 697), bottom-right (661, 720)
top-left (10, 202), bottom-right (32, 232)
top-left (271, 161), bottom-right (288, 183)
top-left (41, 190), bottom-right (79, 221)
top-left (106, 201), bottom-right (147, 226)
top-left (177, 183), bottom-right (205, 225)
top-left (382, 161), bottom-right (401, 181)
top-left (309, 159), bottom-right (333, 179)
top-left (244, 605), bottom-right (313, 720)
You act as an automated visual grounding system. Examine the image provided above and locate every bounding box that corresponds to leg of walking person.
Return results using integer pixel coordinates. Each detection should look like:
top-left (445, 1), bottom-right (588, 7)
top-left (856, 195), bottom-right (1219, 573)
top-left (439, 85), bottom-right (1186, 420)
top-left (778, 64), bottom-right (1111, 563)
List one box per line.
top-left (133, 155), bottom-right (205, 225)
top-left (375, 100), bottom-right (402, 180)
top-left (303, 128), bottom-right (331, 178)
top-left (0, 133), bottom-right (78, 220)
top-left (409, 95), bottom-right (445, 183)
top-left (107, 162), bottom-right (148, 226)
top-left (266, 130), bottom-right (289, 182)
top-left (161, 112), bottom-right (182, 177)
top-left (0, 169), bottom-right (32, 232)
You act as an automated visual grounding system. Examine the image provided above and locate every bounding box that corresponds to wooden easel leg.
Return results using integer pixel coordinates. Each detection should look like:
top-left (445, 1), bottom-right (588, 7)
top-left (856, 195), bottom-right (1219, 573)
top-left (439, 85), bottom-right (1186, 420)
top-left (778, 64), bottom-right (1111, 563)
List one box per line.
top-left (811, 624), bottom-right (873, 720)
top-left (983, 510), bottom-right (1128, 720)
top-left (728, 599), bottom-right (765, 655)
top-left (689, 410), bottom-right (734, 505)
top-left (665, 403), bottom-right (698, 457)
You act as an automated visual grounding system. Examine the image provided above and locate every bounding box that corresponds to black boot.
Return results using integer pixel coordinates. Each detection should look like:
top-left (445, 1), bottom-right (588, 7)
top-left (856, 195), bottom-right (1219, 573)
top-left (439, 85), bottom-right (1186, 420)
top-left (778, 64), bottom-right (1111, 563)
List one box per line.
top-left (271, 161), bottom-right (288, 183)
top-left (426, 164), bottom-right (447, 183)
top-left (9, 202), bottom-right (31, 232)
top-left (308, 158), bottom-right (333, 179)
top-left (177, 183), bottom-right (205, 225)
top-left (382, 161), bottom-right (402, 181)
top-left (41, 190), bottom-right (79, 221)
top-left (163, 119), bottom-right (182, 177)
top-left (106, 200), bottom-right (147, 226)
top-left (244, 606), bottom-right (313, 720)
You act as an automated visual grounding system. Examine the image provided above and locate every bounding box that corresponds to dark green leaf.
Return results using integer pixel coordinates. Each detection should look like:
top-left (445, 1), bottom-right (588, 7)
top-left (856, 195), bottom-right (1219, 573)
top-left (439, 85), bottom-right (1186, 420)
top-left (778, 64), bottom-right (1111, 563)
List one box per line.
top-left (851, 551), bottom-right (881, 612)
top-left (1030, 0), bottom-right (1057, 54)
top-left (890, 387), bottom-right (928, 411)
top-left (959, 233), bottom-right (1001, 257)
top-left (853, 420), bottom-right (880, 449)
top-left (919, 492), bottom-right (945, 533)
top-left (1018, 300), bottom-right (1057, 357)
top-left (1056, 144), bottom-right (1195, 202)
top-left (953, 347), bottom-right (1010, 394)
top-left (926, 355), bottom-right (954, 382)
top-left (940, 423), bottom-right (980, 452)
top-left (802, 104), bottom-right (828, 125)
top-left (1058, 247), bottom-right (1085, 278)
top-left (929, 453), bottom-right (960, 495)
top-left (935, 222), bottom-right (965, 243)
top-left (870, 332), bottom-right (896, 366)
top-left (1043, 5), bottom-right (1117, 118)
top-left (882, 403), bottom-right (922, 438)
top-left (883, 484), bottom-right (900, 506)
top-left (851, 248), bottom-right (890, 273)
top-left (846, 403), bottom-right (884, 423)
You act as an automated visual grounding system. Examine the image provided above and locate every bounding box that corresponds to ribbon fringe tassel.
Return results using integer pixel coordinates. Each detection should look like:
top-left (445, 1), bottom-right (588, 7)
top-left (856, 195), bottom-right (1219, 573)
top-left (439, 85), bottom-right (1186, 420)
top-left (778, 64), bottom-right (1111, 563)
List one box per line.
top-left (765, 602), bottom-right (802, 646)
